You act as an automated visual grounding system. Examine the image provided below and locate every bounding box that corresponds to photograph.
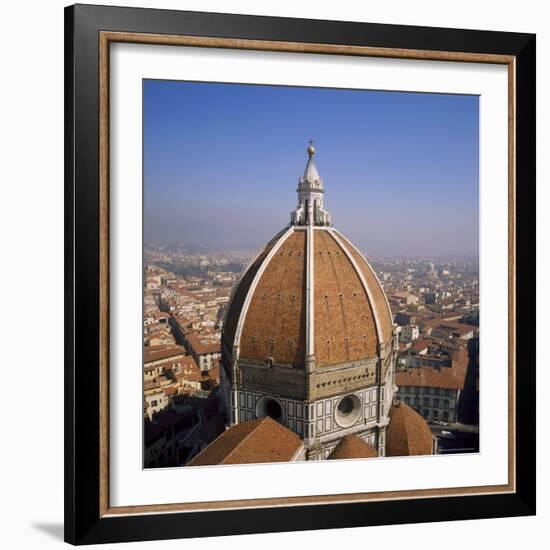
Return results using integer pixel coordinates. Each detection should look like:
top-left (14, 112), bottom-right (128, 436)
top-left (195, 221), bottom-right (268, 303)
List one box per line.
top-left (142, 80), bottom-right (480, 468)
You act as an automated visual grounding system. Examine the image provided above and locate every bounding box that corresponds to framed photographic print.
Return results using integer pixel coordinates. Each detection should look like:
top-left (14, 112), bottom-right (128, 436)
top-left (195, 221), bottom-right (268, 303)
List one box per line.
top-left (64, 3), bottom-right (536, 545)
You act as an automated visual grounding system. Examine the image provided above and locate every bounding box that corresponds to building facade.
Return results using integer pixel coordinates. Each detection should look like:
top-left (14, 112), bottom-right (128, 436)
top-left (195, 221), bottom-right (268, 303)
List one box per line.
top-left (399, 323), bottom-right (420, 344)
top-left (398, 383), bottom-right (460, 423)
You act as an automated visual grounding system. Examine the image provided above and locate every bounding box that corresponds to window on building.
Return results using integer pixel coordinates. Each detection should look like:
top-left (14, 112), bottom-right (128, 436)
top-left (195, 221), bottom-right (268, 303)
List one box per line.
top-left (404, 397), bottom-right (410, 405)
top-left (432, 410), bottom-right (439, 420)
top-left (422, 409), bottom-right (429, 417)
top-left (443, 399), bottom-right (450, 409)
top-left (433, 398), bottom-right (440, 408)
top-left (423, 397), bottom-right (430, 406)
top-left (443, 411), bottom-right (450, 422)
top-left (258, 394), bottom-right (285, 421)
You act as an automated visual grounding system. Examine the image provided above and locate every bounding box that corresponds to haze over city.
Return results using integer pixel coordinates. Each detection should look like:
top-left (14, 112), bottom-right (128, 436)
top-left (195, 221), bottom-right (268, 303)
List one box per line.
top-left (144, 80), bottom-right (479, 257)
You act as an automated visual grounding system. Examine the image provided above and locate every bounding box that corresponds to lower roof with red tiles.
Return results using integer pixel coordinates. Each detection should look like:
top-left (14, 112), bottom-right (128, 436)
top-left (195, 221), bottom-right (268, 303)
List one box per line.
top-left (188, 405), bottom-right (433, 466)
top-left (386, 403), bottom-right (433, 457)
top-left (328, 434), bottom-right (378, 460)
top-left (187, 416), bottom-right (304, 466)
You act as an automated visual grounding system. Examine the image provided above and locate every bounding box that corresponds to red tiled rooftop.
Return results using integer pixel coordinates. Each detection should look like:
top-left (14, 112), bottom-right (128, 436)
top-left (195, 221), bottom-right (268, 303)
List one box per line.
top-left (386, 403), bottom-right (433, 457)
top-left (396, 367), bottom-right (462, 390)
top-left (187, 417), bottom-right (303, 466)
top-left (144, 345), bottom-right (186, 364)
top-left (328, 435), bottom-right (378, 460)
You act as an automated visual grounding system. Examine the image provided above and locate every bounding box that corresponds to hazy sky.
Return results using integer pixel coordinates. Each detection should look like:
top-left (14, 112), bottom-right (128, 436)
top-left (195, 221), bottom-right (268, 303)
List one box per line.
top-left (143, 80), bottom-right (479, 256)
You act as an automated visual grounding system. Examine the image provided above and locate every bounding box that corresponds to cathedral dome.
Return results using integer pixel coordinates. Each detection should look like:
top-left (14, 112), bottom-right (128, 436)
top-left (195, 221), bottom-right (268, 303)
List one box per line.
top-left (222, 225), bottom-right (393, 369)
top-left (222, 145), bottom-right (393, 372)
top-left (212, 144), bottom-right (433, 463)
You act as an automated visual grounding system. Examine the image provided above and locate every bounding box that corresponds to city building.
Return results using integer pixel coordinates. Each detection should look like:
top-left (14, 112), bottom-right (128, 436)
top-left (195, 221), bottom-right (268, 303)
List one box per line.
top-left (143, 345), bottom-right (186, 385)
top-left (399, 323), bottom-right (420, 344)
top-left (424, 292), bottom-right (437, 305)
top-left (185, 333), bottom-right (221, 373)
top-left (395, 345), bottom-right (470, 424)
top-left (396, 369), bottom-right (462, 423)
top-left (395, 311), bottom-right (417, 326)
top-left (390, 291), bottom-right (419, 307)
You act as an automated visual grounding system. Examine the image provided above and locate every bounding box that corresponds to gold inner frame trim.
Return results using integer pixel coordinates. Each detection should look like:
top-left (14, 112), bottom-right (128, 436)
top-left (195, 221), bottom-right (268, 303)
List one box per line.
top-left (98, 31), bottom-right (516, 518)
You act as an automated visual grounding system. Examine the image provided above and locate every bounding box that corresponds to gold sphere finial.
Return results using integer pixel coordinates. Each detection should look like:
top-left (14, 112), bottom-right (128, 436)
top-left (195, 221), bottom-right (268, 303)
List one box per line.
top-left (307, 139), bottom-right (315, 157)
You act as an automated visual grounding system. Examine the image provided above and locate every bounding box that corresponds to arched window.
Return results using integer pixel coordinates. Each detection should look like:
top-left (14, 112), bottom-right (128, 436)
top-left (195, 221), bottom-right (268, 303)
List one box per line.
top-left (256, 396), bottom-right (285, 423)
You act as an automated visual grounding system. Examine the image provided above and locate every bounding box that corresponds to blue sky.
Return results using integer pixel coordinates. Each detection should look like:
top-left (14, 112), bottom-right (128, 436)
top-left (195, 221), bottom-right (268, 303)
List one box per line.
top-left (143, 80), bottom-right (479, 256)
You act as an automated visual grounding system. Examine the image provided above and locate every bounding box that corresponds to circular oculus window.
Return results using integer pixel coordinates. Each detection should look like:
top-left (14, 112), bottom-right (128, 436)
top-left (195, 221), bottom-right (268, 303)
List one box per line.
top-left (255, 395), bottom-right (285, 423)
top-left (334, 394), bottom-right (362, 427)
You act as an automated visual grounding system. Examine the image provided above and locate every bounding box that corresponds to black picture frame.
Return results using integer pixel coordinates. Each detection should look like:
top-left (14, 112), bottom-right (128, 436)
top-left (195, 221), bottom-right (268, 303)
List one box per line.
top-left (65, 3), bottom-right (536, 545)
